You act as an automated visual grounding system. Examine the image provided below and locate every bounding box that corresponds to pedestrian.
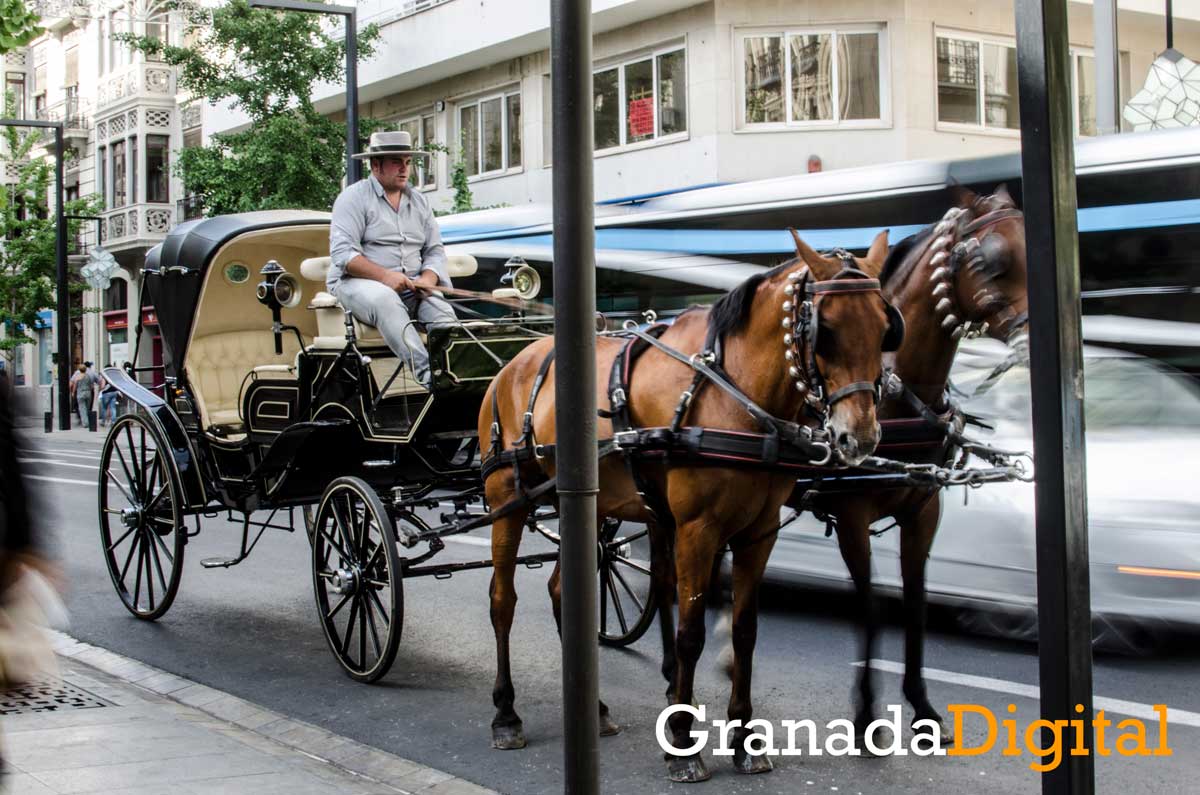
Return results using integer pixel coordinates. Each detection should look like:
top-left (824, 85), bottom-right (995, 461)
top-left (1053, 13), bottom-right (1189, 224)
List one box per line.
top-left (98, 364), bottom-right (119, 427)
top-left (68, 364), bottom-right (83, 423)
top-left (328, 130), bottom-right (457, 389)
top-left (72, 363), bottom-right (98, 427)
top-left (807, 154), bottom-right (823, 173)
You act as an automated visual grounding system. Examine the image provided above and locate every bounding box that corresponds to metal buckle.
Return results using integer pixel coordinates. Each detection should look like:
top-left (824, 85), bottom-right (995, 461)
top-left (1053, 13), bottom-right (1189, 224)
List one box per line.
top-left (613, 430), bottom-right (639, 448)
top-left (610, 387), bottom-right (627, 406)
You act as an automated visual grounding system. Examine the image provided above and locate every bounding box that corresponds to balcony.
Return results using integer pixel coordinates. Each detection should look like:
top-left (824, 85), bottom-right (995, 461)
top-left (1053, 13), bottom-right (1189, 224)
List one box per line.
top-left (176, 195), bottom-right (204, 224)
top-left (96, 63), bottom-right (177, 111)
top-left (99, 203), bottom-right (175, 251)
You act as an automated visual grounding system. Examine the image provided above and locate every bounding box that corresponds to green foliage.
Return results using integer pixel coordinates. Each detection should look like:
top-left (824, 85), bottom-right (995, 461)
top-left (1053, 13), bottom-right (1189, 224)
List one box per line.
top-left (0, 0), bottom-right (43, 55)
top-left (118, 1), bottom-right (381, 214)
top-left (0, 94), bottom-right (102, 368)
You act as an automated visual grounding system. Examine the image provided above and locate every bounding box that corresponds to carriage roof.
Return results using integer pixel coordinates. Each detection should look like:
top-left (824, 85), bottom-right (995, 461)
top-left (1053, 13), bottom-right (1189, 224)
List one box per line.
top-left (145, 210), bottom-right (332, 377)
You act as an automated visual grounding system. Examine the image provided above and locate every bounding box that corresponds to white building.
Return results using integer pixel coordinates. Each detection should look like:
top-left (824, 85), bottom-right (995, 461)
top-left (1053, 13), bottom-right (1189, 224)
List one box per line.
top-left (204, 0), bottom-right (1200, 211)
top-left (2, 1), bottom-right (191, 407)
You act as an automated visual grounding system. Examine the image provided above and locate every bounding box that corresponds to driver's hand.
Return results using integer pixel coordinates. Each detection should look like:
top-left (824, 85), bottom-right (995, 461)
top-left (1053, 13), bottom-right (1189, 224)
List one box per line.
top-left (380, 270), bottom-right (414, 293)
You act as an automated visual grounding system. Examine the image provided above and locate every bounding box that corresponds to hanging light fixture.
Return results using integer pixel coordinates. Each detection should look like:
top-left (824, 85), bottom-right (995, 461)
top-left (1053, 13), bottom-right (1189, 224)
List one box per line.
top-left (1123, 0), bottom-right (1200, 131)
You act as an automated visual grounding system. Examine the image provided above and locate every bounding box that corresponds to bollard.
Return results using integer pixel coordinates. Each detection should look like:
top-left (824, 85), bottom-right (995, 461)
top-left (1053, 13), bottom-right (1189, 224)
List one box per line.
top-left (88, 410), bottom-right (97, 432)
top-left (44, 411), bottom-right (53, 433)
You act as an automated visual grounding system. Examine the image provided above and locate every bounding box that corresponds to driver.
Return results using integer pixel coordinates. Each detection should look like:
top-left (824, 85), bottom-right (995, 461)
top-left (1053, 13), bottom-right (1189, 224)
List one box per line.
top-left (328, 130), bottom-right (456, 389)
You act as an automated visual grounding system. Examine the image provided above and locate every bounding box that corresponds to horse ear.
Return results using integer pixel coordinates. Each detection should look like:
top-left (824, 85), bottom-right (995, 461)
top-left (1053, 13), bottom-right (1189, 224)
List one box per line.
top-left (788, 228), bottom-right (838, 277)
top-left (950, 184), bottom-right (978, 209)
top-left (860, 229), bottom-right (889, 275)
top-left (993, 183), bottom-right (1015, 207)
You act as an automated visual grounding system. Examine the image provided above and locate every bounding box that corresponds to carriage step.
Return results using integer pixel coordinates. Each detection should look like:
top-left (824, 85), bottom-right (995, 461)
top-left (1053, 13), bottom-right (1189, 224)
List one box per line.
top-left (200, 557), bottom-right (242, 569)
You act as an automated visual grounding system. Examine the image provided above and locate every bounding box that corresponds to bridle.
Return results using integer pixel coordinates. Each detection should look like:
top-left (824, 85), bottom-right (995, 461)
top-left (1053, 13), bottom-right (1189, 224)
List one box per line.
top-left (925, 205), bottom-right (1028, 343)
top-left (782, 252), bottom-right (897, 422)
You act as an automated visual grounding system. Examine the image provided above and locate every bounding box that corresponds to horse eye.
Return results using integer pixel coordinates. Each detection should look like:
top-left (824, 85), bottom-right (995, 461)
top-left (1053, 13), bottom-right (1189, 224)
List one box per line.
top-left (815, 323), bottom-right (837, 358)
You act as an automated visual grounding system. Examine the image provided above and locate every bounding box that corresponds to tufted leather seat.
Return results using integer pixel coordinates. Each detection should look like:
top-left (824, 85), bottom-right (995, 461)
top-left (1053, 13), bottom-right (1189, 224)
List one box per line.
top-left (185, 331), bottom-right (302, 436)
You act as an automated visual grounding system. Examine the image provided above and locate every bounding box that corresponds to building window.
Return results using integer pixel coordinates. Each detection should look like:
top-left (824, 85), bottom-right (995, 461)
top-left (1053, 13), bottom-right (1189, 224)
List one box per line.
top-left (145, 2), bottom-right (170, 60)
top-left (131, 136), bottom-right (138, 204)
top-left (397, 112), bottom-right (437, 189)
top-left (36, 327), bottom-right (52, 386)
top-left (4, 73), bottom-right (24, 119)
top-left (98, 146), bottom-right (107, 208)
top-left (593, 45), bottom-right (687, 151)
top-left (112, 140), bottom-right (127, 208)
top-left (13, 345), bottom-right (24, 386)
top-left (457, 91), bottom-right (521, 179)
top-left (936, 32), bottom-right (1108, 136)
top-left (741, 28), bottom-right (882, 127)
top-left (146, 135), bottom-right (169, 203)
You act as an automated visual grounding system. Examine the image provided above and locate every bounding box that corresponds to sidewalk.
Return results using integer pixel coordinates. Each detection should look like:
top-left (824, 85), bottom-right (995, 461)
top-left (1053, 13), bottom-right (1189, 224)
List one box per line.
top-left (2, 633), bottom-right (496, 795)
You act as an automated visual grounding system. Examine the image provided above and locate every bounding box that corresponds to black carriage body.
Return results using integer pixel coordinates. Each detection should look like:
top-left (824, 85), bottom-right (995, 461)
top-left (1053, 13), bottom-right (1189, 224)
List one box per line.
top-left (110, 211), bottom-right (550, 516)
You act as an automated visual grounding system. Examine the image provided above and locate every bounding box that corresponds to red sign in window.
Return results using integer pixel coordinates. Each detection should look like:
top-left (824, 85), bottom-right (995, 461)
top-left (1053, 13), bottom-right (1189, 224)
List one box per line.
top-left (628, 98), bottom-right (654, 138)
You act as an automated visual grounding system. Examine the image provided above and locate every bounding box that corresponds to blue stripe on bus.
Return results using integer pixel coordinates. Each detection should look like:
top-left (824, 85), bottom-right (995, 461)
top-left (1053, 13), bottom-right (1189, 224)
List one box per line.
top-left (442, 198), bottom-right (1200, 253)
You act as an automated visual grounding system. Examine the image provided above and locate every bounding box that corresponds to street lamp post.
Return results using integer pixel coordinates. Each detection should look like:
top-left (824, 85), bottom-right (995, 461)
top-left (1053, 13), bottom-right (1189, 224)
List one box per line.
top-left (0, 118), bottom-right (70, 430)
top-left (248, 0), bottom-right (361, 184)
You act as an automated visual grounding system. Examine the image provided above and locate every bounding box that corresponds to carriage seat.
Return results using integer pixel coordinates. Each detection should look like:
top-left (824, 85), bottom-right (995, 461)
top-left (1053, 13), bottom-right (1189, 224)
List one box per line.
top-left (185, 330), bottom-right (303, 438)
top-left (299, 254), bottom-right (479, 350)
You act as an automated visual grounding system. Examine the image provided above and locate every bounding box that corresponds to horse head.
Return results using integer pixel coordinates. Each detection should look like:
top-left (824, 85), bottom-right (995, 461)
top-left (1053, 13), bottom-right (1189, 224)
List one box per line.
top-left (779, 229), bottom-right (895, 465)
top-left (938, 185), bottom-right (1030, 345)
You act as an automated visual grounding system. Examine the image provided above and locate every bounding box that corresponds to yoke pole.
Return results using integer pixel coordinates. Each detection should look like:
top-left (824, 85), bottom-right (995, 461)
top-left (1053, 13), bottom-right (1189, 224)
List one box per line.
top-left (550, 0), bottom-right (601, 792)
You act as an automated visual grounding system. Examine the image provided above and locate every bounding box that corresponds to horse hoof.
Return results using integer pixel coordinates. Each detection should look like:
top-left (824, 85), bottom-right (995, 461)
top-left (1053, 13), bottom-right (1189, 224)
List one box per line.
top-left (491, 724), bottom-right (527, 750)
top-left (599, 713), bottom-right (621, 737)
top-left (733, 750), bottom-right (773, 775)
top-left (913, 718), bottom-right (953, 745)
top-left (666, 754), bottom-right (711, 783)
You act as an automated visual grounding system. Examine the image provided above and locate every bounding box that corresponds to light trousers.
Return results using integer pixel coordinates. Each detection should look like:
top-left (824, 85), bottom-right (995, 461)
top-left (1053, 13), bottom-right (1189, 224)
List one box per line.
top-left (333, 278), bottom-right (457, 384)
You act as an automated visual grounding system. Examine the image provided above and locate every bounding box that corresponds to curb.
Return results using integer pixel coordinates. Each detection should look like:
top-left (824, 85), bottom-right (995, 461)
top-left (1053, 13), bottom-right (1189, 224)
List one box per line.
top-left (48, 630), bottom-right (498, 795)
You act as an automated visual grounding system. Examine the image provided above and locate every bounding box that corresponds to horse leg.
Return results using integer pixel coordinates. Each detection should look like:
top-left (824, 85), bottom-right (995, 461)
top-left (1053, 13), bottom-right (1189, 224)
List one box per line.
top-left (898, 493), bottom-right (952, 740)
top-left (649, 522), bottom-right (678, 699)
top-left (726, 525), bottom-right (778, 775)
top-left (489, 506), bottom-right (528, 750)
top-left (664, 520), bottom-right (722, 783)
top-left (834, 512), bottom-right (880, 744)
top-left (547, 560), bottom-right (620, 737)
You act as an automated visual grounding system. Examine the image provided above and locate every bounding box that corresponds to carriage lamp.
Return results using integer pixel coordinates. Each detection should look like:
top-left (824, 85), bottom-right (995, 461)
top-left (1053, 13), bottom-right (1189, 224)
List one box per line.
top-left (500, 256), bottom-right (542, 300)
top-left (256, 260), bottom-right (304, 354)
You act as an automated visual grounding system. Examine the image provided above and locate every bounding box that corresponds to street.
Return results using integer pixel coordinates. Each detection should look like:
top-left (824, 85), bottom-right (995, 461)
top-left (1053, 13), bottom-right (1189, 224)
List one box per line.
top-left (23, 430), bottom-right (1200, 794)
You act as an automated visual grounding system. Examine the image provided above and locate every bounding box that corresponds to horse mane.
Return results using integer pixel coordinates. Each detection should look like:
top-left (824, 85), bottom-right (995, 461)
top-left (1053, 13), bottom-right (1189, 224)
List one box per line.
top-left (878, 226), bottom-right (933, 287)
top-left (707, 259), bottom-right (795, 339)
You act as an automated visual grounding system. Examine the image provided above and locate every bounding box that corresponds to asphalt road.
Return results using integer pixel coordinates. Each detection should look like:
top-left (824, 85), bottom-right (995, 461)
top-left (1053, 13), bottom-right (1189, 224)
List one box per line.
top-left (18, 429), bottom-right (1200, 794)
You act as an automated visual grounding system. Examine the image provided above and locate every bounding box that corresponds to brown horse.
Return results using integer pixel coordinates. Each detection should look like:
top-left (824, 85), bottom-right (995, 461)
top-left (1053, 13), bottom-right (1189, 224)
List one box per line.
top-left (803, 187), bottom-right (1029, 740)
top-left (480, 232), bottom-right (898, 782)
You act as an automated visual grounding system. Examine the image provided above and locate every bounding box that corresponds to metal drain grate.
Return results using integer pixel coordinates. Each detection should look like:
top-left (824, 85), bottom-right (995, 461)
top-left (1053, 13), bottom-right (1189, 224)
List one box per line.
top-left (0, 679), bottom-right (112, 715)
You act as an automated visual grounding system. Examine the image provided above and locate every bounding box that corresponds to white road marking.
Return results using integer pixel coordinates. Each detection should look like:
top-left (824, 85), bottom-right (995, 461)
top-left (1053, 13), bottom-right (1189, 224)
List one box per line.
top-left (857, 659), bottom-right (1200, 727)
top-left (25, 474), bottom-right (96, 487)
top-left (444, 535), bottom-right (491, 548)
top-left (33, 449), bottom-right (102, 460)
top-left (18, 458), bottom-right (99, 470)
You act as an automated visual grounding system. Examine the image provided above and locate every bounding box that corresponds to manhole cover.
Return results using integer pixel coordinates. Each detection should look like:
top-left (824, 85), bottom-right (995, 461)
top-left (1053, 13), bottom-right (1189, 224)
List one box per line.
top-left (0, 679), bottom-right (111, 715)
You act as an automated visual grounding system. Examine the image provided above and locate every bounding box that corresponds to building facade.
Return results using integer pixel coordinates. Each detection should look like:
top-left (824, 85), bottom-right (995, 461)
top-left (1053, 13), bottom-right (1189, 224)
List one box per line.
top-left (207, 0), bottom-right (1200, 212)
top-left (2, 0), bottom-right (191, 408)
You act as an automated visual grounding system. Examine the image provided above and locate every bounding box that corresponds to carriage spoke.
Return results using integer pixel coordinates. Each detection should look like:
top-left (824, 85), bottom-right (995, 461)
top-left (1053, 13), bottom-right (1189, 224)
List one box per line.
top-left (607, 573), bottom-right (629, 634)
top-left (139, 427), bottom-right (150, 499)
top-left (144, 537), bottom-right (156, 611)
top-left (326, 592), bottom-right (351, 621)
top-left (599, 565), bottom-right (609, 634)
top-left (145, 484), bottom-right (168, 513)
top-left (119, 530), bottom-right (141, 583)
top-left (331, 499), bottom-right (356, 563)
top-left (113, 444), bottom-right (138, 501)
top-left (367, 587), bottom-right (390, 626)
top-left (132, 535), bottom-right (146, 611)
top-left (148, 530), bottom-right (168, 597)
top-left (121, 426), bottom-right (143, 498)
top-left (610, 527), bottom-right (649, 547)
top-left (610, 563), bottom-right (646, 615)
top-left (340, 596), bottom-right (360, 659)
top-left (358, 595), bottom-right (367, 667)
top-left (363, 595), bottom-right (382, 659)
top-left (613, 555), bottom-right (652, 577)
top-left (318, 526), bottom-right (351, 564)
top-left (149, 527), bottom-right (176, 565)
top-left (105, 525), bottom-right (137, 554)
top-left (316, 569), bottom-right (336, 581)
top-left (106, 469), bottom-right (137, 506)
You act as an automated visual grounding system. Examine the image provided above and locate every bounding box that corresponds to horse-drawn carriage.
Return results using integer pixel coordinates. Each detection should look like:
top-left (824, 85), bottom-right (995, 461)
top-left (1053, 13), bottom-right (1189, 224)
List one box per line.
top-left (98, 195), bottom-right (1034, 781)
top-left (97, 210), bottom-right (654, 682)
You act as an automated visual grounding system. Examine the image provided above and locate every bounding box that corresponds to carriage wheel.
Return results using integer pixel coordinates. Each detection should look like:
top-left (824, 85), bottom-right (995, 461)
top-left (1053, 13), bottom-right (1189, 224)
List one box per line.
top-left (311, 477), bottom-right (403, 683)
top-left (598, 520), bottom-right (657, 647)
top-left (98, 414), bottom-right (185, 621)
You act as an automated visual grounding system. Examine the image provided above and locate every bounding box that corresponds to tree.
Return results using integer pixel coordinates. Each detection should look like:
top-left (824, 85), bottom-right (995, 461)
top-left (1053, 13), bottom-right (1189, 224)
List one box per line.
top-left (119, 1), bottom-right (381, 214)
top-left (0, 0), bottom-right (43, 56)
top-left (0, 95), bottom-right (102, 376)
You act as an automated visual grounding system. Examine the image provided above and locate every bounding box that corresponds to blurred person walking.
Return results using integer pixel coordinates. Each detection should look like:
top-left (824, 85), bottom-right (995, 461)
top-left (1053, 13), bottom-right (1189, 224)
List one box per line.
top-left (98, 365), bottom-right (119, 427)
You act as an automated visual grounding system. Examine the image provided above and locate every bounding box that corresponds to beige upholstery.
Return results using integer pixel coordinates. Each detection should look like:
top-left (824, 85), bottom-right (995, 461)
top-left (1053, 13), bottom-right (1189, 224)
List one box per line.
top-left (185, 331), bottom-right (302, 433)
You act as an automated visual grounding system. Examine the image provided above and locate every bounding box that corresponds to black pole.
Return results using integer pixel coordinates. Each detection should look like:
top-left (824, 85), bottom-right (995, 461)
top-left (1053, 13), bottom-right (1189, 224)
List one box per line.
top-left (1167, 0), bottom-right (1175, 49)
top-left (2, 118), bottom-right (70, 429)
top-left (1013, 2), bottom-right (1095, 795)
top-left (550, 0), bottom-right (600, 792)
top-left (247, 0), bottom-right (359, 182)
top-left (345, 9), bottom-right (360, 184)
top-left (54, 126), bottom-right (69, 431)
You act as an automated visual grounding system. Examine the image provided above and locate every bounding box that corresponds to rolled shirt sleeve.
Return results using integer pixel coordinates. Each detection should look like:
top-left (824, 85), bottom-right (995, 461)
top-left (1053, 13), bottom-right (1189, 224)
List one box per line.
top-left (328, 186), bottom-right (366, 291)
